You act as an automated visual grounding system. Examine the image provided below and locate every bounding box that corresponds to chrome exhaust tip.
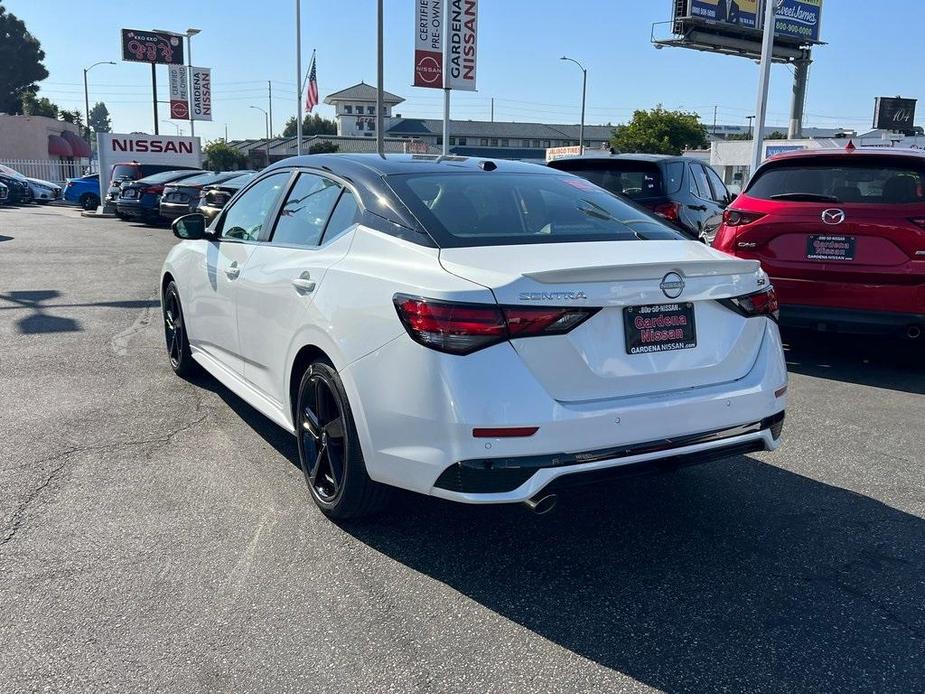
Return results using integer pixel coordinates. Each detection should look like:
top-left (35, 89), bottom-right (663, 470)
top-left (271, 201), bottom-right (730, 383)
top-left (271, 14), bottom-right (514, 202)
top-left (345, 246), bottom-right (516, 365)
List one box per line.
top-left (907, 325), bottom-right (922, 340)
top-left (522, 493), bottom-right (558, 515)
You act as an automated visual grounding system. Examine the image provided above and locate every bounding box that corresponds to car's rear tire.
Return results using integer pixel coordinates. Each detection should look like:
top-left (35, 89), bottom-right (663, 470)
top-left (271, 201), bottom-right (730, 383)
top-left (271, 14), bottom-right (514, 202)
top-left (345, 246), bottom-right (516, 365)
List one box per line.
top-left (162, 281), bottom-right (199, 377)
top-left (79, 193), bottom-right (100, 210)
top-left (296, 360), bottom-right (391, 520)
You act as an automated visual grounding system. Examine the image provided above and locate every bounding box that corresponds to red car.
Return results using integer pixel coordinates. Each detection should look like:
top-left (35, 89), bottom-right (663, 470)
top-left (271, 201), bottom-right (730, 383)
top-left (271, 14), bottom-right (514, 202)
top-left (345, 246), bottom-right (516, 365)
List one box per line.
top-left (713, 146), bottom-right (925, 339)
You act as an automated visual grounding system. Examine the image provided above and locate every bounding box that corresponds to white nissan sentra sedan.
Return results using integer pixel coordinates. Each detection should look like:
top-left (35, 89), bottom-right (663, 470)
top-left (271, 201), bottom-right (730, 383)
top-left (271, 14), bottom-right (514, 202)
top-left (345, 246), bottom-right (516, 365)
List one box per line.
top-left (161, 154), bottom-right (787, 519)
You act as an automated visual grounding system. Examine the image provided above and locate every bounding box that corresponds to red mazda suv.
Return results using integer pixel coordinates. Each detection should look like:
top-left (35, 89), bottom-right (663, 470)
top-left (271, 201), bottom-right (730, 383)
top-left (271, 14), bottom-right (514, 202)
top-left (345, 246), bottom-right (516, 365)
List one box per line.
top-left (713, 146), bottom-right (925, 339)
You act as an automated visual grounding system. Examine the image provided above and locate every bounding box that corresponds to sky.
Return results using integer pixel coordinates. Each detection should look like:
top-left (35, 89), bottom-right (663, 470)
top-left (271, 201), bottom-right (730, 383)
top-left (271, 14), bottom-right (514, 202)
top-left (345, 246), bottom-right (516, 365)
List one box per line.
top-left (5, 0), bottom-right (920, 143)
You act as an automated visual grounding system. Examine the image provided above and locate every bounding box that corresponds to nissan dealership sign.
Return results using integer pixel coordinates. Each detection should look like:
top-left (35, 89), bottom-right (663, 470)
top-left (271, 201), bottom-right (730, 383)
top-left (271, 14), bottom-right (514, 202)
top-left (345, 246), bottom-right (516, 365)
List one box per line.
top-left (96, 132), bottom-right (202, 209)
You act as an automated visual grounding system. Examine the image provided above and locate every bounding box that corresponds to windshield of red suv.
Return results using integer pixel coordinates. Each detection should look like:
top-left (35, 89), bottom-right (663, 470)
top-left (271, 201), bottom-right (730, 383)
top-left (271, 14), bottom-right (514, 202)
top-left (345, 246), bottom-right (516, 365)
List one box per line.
top-left (747, 157), bottom-right (925, 204)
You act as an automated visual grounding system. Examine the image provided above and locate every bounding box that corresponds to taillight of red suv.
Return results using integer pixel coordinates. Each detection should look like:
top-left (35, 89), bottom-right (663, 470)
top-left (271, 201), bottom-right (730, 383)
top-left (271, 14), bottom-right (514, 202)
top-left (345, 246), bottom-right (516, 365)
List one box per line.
top-left (713, 209), bottom-right (766, 253)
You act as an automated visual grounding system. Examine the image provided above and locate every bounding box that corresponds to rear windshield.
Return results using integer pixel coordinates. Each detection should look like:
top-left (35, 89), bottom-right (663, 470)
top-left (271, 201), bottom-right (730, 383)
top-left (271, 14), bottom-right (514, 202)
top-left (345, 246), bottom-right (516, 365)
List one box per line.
top-left (111, 164), bottom-right (139, 180)
top-left (748, 158), bottom-right (925, 204)
top-left (388, 172), bottom-right (685, 248)
top-left (135, 170), bottom-right (203, 185)
top-left (547, 160), bottom-right (665, 199)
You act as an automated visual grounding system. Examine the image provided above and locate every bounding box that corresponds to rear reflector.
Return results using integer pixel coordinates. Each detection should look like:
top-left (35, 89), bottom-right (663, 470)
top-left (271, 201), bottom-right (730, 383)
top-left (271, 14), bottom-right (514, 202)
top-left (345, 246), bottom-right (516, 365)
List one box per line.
top-left (472, 427), bottom-right (539, 438)
top-left (394, 295), bottom-right (599, 355)
top-left (717, 286), bottom-right (780, 321)
top-left (774, 385), bottom-right (788, 398)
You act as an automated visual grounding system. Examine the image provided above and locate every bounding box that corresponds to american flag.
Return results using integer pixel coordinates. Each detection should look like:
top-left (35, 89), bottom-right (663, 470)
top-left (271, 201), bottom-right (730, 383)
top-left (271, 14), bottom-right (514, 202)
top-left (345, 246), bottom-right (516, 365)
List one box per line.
top-left (304, 52), bottom-right (318, 113)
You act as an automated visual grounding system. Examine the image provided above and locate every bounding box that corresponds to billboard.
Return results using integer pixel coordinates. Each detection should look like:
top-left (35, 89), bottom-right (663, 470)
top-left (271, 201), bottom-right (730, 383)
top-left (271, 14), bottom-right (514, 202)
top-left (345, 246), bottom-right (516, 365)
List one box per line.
top-left (167, 64), bottom-right (189, 120)
top-left (874, 97), bottom-right (917, 132)
top-left (690, 0), bottom-right (759, 30)
top-left (413, 0), bottom-right (478, 91)
top-left (774, 0), bottom-right (823, 42)
top-left (96, 132), bottom-right (202, 202)
top-left (190, 68), bottom-right (213, 122)
top-left (121, 29), bottom-right (184, 65)
top-left (413, 0), bottom-right (443, 89)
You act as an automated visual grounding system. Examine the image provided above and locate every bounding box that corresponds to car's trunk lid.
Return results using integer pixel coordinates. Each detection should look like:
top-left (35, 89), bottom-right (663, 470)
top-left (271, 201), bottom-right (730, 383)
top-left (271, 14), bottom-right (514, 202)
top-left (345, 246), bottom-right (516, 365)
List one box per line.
top-left (440, 240), bottom-right (767, 402)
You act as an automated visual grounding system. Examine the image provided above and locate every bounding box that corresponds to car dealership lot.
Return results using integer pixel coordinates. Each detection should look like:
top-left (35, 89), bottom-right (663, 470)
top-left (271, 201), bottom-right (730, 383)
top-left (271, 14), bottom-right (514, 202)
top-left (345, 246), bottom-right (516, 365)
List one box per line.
top-left (1, 206), bottom-right (923, 692)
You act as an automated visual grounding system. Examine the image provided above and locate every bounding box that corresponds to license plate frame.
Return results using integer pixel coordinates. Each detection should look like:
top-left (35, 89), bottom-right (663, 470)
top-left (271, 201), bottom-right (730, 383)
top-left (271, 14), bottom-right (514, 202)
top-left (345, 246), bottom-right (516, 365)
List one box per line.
top-left (623, 302), bottom-right (697, 355)
top-left (806, 234), bottom-right (856, 261)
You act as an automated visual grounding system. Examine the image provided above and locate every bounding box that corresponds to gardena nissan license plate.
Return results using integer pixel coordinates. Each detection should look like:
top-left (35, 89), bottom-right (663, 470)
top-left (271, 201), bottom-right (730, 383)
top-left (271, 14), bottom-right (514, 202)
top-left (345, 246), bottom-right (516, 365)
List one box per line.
top-left (623, 303), bottom-right (696, 355)
top-left (806, 235), bottom-right (855, 261)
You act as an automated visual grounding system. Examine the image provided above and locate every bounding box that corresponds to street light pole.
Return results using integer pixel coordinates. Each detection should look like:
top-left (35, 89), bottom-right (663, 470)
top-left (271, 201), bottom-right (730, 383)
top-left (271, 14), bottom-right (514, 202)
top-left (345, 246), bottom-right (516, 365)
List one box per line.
top-left (161, 120), bottom-right (183, 135)
top-left (296, 0), bottom-right (303, 155)
top-left (83, 61), bottom-right (115, 141)
top-left (250, 105), bottom-right (270, 166)
top-left (561, 56), bottom-right (587, 155)
top-left (185, 28), bottom-right (201, 139)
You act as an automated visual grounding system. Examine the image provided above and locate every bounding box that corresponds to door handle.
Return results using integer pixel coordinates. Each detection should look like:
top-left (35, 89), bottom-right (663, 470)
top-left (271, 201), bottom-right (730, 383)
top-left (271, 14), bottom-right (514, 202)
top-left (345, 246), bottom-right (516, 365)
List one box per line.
top-left (292, 271), bottom-right (316, 295)
top-left (225, 261), bottom-right (240, 280)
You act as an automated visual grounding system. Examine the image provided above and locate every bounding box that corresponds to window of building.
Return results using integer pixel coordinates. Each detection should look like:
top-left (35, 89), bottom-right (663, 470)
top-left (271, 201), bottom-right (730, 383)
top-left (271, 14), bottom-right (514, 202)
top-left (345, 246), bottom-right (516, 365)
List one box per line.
top-left (490, 138), bottom-right (498, 146)
top-left (458, 137), bottom-right (467, 146)
top-left (367, 106), bottom-right (375, 115)
top-left (367, 119), bottom-right (375, 131)
top-left (437, 136), bottom-right (443, 146)
top-left (449, 137), bottom-right (456, 146)
top-left (501, 139), bottom-right (509, 147)
top-left (542, 140), bottom-right (551, 148)
top-left (480, 138), bottom-right (488, 146)
top-left (532, 139), bottom-right (540, 148)
top-left (344, 105), bottom-right (353, 114)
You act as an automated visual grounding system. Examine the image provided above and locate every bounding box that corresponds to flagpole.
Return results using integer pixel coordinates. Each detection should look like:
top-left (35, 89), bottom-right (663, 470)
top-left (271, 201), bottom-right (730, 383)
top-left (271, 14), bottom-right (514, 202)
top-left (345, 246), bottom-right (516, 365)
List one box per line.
top-left (376, 0), bottom-right (384, 157)
top-left (441, 0), bottom-right (450, 156)
top-left (296, 0), bottom-right (302, 156)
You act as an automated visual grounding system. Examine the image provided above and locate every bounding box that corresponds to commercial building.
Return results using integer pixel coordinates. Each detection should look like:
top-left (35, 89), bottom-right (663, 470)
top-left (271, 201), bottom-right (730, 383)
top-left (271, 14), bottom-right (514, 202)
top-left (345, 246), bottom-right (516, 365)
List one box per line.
top-left (0, 114), bottom-right (92, 183)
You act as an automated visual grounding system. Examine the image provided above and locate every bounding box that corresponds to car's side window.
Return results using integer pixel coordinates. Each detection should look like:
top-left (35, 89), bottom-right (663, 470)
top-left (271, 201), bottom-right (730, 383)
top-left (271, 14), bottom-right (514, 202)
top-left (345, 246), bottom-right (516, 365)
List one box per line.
top-left (705, 166), bottom-right (730, 203)
top-left (320, 190), bottom-right (361, 244)
top-left (220, 172), bottom-right (289, 242)
top-left (691, 164), bottom-right (712, 201)
top-left (271, 173), bottom-right (342, 247)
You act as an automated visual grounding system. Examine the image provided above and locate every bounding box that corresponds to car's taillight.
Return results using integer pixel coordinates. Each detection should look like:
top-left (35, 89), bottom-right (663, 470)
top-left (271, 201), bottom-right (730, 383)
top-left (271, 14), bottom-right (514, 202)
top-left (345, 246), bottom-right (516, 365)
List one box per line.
top-left (393, 295), bottom-right (599, 355)
top-left (652, 201), bottom-right (680, 223)
top-left (722, 209), bottom-right (765, 226)
top-left (718, 286), bottom-right (780, 321)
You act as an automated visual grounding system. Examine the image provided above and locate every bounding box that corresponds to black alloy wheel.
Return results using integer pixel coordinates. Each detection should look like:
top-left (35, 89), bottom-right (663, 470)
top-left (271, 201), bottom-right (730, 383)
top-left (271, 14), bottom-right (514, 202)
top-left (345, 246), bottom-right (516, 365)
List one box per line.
top-left (163, 282), bottom-right (197, 377)
top-left (296, 361), bottom-right (391, 519)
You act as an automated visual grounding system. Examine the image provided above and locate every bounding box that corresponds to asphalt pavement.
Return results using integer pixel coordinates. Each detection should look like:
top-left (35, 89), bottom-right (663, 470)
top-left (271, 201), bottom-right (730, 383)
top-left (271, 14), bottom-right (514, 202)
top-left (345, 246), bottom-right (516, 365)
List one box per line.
top-left (1, 205), bottom-right (923, 693)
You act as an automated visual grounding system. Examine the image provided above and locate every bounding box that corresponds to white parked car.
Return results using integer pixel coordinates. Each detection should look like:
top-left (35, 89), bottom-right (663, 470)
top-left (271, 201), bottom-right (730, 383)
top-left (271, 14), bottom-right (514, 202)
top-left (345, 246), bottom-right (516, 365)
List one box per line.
top-left (161, 155), bottom-right (787, 519)
top-left (25, 176), bottom-right (62, 203)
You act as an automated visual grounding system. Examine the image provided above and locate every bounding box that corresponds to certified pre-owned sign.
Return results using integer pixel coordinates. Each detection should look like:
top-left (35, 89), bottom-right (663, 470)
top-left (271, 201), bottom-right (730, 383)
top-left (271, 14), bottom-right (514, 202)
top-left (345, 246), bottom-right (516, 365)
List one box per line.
top-left (413, 0), bottom-right (444, 89)
top-left (412, 0), bottom-right (478, 91)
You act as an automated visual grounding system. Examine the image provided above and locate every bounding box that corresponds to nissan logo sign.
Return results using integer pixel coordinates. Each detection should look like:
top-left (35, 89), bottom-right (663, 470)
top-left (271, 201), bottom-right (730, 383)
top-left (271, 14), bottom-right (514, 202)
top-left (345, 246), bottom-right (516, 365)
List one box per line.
top-left (660, 272), bottom-right (685, 299)
top-left (821, 208), bottom-right (846, 225)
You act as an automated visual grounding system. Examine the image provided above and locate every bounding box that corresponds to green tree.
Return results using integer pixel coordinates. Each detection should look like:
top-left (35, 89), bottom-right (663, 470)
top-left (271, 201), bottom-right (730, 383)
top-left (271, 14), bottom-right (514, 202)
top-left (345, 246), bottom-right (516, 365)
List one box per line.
top-left (282, 113), bottom-right (337, 137)
top-left (611, 106), bottom-right (707, 155)
top-left (203, 139), bottom-right (248, 171)
top-left (88, 102), bottom-right (112, 135)
top-left (59, 109), bottom-right (84, 129)
top-left (0, 5), bottom-right (49, 114)
top-left (766, 130), bottom-right (788, 140)
top-left (308, 140), bottom-right (339, 154)
top-left (21, 92), bottom-right (58, 118)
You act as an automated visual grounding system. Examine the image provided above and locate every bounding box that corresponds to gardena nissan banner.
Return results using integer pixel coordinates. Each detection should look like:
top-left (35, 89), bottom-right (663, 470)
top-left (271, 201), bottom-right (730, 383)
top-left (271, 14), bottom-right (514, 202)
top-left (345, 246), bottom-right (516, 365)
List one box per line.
top-left (190, 67), bottom-right (213, 121)
top-left (413, 0), bottom-right (477, 91)
top-left (96, 133), bottom-right (202, 199)
top-left (445, 0), bottom-right (478, 91)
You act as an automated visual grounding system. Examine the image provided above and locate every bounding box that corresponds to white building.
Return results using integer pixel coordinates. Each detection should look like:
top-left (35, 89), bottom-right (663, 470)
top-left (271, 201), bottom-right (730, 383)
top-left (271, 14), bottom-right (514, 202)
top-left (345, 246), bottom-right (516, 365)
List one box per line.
top-left (324, 82), bottom-right (403, 138)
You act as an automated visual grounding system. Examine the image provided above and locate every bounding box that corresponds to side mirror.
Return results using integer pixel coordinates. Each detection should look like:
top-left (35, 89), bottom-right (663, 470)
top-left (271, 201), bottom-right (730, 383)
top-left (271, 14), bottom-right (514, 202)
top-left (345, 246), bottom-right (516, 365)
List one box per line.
top-left (172, 213), bottom-right (209, 240)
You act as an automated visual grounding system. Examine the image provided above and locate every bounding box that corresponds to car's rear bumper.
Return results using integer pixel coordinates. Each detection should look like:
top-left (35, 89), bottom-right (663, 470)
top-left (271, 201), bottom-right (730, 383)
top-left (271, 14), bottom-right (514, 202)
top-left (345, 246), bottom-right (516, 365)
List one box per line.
top-left (116, 201), bottom-right (159, 220)
top-left (341, 318), bottom-right (788, 504)
top-left (160, 202), bottom-right (194, 221)
top-left (780, 304), bottom-right (925, 337)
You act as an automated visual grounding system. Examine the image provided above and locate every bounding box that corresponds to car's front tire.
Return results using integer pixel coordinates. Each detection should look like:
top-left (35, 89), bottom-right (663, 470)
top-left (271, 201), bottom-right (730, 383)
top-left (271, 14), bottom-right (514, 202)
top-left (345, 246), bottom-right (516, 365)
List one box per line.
top-left (296, 360), bottom-right (391, 520)
top-left (162, 281), bottom-right (199, 377)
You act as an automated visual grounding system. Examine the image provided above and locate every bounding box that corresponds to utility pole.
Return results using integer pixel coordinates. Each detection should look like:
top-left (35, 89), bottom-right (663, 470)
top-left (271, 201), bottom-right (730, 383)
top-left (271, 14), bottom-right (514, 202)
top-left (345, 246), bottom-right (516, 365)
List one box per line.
top-left (751, 0), bottom-right (777, 175)
top-left (490, 97), bottom-right (494, 123)
top-left (712, 105), bottom-right (718, 138)
top-left (747, 115), bottom-right (755, 139)
top-left (268, 81), bottom-right (273, 138)
top-left (151, 64), bottom-right (159, 134)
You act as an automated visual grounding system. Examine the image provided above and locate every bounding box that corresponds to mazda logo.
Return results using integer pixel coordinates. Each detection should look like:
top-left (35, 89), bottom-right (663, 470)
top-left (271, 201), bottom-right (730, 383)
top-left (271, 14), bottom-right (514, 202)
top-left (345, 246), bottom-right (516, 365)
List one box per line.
top-left (660, 272), bottom-right (685, 299)
top-left (821, 208), bottom-right (846, 225)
